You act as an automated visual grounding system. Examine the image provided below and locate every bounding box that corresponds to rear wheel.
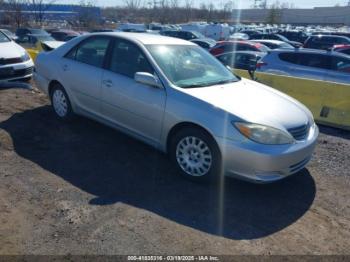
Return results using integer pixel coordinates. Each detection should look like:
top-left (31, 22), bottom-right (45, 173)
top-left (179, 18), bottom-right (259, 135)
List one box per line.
top-left (50, 83), bottom-right (74, 121)
top-left (170, 127), bottom-right (222, 183)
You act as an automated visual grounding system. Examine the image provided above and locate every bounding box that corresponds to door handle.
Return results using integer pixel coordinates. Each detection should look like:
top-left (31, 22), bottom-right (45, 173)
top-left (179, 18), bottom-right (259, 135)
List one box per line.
top-left (103, 79), bottom-right (113, 88)
top-left (62, 64), bottom-right (68, 71)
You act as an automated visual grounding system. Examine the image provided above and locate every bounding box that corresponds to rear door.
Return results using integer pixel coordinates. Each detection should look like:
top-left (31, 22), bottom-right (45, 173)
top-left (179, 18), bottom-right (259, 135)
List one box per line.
top-left (293, 53), bottom-right (330, 81)
top-left (60, 36), bottom-right (112, 116)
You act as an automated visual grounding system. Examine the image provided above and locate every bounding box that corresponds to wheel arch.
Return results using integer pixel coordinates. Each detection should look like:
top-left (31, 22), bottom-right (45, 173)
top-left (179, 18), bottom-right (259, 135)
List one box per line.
top-left (48, 80), bottom-right (63, 96)
top-left (165, 121), bottom-right (219, 154)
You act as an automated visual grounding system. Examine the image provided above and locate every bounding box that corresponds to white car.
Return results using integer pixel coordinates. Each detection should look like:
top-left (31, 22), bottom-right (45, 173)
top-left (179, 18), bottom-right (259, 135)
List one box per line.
top-left (0, 31), bottom-right (34, 82)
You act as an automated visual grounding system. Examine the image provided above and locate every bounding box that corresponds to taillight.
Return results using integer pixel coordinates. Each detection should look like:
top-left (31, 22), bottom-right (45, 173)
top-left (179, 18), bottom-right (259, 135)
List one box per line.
top-left (256, 62), bottom-right (267, 69)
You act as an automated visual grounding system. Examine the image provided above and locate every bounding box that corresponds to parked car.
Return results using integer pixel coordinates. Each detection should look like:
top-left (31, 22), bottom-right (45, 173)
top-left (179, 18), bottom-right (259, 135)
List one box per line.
top-left (250, 40), bottom-right (294, 49)
top-left (0, 30), bottom-right (34, 81)
top-left (216, 51), bottom-right (266, 70)
top-left (229, 33), bottom-right (249, 40)
top-left (34, 32), bottom-right (318, 183)
top-left (332, 44), bottom-right (350, 56)
top-left (161, 30), bottom-right (208, 41)
top-left (250, 33), bottom-right (302, 48)
top-left (91, 29), bottom-right (115, 33)
top-left (17, 34), bottom-right (64, 50)
top-left (16, 34), bottom-right (64, 60)
top-left (256, 49), bottom-right (350, 84)
top-left (240, 30), bottom-right (262, 37)
top-left (51, 30), bottom-right (80, 42)
top-left (0, 29), bottom-right (18, 41)
top-left (209, 40), bottom-right (270, 56)
top-left (279, 30), bottom-right (309, 43)
top-left (190, 39), bottom-right (216, 50)
top-left (303, 35), bottom-right (350, 50)
top-left (204, 23), bottom-right (231, 41)
top-left (15, 28), bottom-right (49, 38)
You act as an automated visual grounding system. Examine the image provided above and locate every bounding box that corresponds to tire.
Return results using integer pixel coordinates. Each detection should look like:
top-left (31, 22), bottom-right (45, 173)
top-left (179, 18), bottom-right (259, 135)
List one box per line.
top-left (170, 127), bottom-right (222, 183)
top-left (50, 83), bottom-right (74, 121)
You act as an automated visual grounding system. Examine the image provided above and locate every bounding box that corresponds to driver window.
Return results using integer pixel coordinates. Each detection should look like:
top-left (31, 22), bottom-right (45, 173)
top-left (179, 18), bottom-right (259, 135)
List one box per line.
top-left (108, 40), bottom-right (154, 78)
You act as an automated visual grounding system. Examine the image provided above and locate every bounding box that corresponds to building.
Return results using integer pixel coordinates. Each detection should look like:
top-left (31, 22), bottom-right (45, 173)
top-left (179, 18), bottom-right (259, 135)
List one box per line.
top-left (0, 4), bottom-right (101, 24)
top-left (231, 6), bottom-right (350, 26)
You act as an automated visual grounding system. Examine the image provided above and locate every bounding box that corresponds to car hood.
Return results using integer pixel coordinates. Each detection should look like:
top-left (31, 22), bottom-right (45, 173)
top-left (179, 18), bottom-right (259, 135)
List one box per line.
top-left (0, 41), bottom-right (26, 58)
top-left (182, 78), bottom-right (311, 130)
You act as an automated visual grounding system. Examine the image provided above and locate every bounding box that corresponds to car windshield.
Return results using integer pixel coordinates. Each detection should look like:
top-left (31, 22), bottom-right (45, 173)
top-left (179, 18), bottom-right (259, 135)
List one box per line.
top-left (2, 29), bottom-right (14, 37)
top-left (0, 31), bottom-right (10, 43)
top-left (147, 45), bottom-right (239, 88)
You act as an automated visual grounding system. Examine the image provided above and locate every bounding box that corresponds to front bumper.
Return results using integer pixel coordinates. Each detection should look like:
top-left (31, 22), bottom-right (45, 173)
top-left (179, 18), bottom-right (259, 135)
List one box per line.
top-left (0, 60), bottom-right (34, 81)
top-left (216, 124), bottom-right (319, 183)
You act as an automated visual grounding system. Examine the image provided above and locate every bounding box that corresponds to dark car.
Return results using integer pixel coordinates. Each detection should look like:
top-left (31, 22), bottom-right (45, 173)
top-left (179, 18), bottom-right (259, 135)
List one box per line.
top-left (332, 45), bottom-right (350, 56)
top-left (209, 40), bottom-right (270, 56)
top-left (216, 51), bottom-right (265, 70)
top-left (161, 30), bottom-right (205, 41)
top-left (304, 35), bottom-right (350, 50)
top-left (16, 28), bottom-right (49, 38)
top-left (250, 33), bottom-right (302, 48)
top-left (91, 29), bottom-right (115, 33)
top-left (279, 31), bottom-right (309, 43)
top-left (240, 30), bottom-right (263, 37)
top-left (312, 31), bottom-right (350, 39)
top-left (51, 30), bottom-right (80, 42)
top-left (189, 39), bottom-right (216, 50)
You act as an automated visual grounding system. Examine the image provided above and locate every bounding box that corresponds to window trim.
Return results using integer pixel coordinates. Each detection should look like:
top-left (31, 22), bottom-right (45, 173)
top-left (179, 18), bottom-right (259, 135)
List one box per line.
top-left (63, 35), bottom-right (113, 69)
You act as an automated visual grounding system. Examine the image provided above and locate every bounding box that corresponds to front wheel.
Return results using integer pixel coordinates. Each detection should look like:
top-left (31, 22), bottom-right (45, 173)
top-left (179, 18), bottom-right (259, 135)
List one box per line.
top-left (170, 128), bottom-right (222, 183)
top-left (50, 84), bottom-right (74, 121)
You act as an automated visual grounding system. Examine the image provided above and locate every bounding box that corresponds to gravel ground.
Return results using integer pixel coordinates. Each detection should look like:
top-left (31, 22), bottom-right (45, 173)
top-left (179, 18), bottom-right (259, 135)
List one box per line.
top-left (0, 84), bottom-right (349, 255)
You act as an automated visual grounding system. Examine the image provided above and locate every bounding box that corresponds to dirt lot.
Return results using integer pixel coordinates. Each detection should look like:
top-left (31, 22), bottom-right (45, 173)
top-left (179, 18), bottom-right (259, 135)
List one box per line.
top-left (0, 84), bottom-right (349, 255)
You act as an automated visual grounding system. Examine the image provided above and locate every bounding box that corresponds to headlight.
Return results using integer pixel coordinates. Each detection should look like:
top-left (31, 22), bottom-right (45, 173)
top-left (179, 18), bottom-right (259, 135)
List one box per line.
top-left (234, 122), bottom-right (295, 145)
top-left (21, 52), bottom-right (31, 62)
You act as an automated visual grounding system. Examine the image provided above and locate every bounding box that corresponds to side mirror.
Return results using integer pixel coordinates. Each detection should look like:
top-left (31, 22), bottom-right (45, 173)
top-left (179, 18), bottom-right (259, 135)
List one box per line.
top-left (135, 72), bottom-right (162, 88)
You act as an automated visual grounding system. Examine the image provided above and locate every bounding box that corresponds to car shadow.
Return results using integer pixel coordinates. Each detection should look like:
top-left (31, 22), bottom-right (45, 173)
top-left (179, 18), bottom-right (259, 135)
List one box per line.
top-left (0, 81), bottom-right (32, 90)
top-left (318, 124), bottom-right (350, 140)
top-left (0, 106), bottom-right (316, 240)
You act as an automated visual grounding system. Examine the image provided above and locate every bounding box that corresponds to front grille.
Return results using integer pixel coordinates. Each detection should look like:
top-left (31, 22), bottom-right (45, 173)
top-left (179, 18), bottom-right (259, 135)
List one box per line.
top-left (0, 57), bottom-right (22, 65)
top-left (288, 124), bottom-right (309, 141)
top-left (0, 66), bottom-right (33, 80)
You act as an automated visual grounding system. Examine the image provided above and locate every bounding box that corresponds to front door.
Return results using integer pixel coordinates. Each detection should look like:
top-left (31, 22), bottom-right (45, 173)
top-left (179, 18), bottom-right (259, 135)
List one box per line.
top-left (101, 39), bottom-right (166, 144)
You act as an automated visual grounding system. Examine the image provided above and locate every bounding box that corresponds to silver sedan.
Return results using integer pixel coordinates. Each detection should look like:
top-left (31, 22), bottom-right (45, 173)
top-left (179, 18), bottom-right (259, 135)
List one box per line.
top-left (34, 32), bottom-right (318, 183)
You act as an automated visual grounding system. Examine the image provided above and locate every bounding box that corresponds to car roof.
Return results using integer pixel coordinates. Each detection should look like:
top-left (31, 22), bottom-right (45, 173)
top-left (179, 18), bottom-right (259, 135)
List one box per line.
top-left (92, 32), bottom-right (195, 45)
top-left (310, 34), bottom-right (349, 39)
top-left (250, 39), bottom-right (286, 45)
top-left (269, 48), bottom-right (350, 58)
top-left (216, 51), bottom-right (263, 57)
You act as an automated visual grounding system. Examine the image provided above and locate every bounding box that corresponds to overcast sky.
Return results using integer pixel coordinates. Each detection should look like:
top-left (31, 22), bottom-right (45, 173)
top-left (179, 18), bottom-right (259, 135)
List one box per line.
top-left (55, 0), bottom-right (349, 8)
